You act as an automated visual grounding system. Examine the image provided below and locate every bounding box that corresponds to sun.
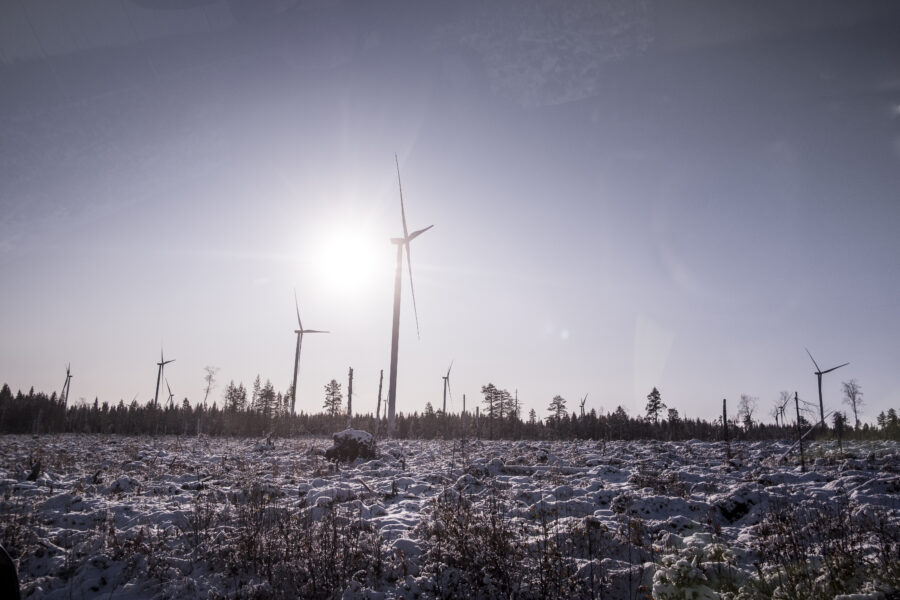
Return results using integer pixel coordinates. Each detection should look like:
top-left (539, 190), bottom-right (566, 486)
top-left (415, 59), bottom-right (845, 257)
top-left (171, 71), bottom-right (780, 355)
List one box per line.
top-left (314, 225), bottom-right (385, 293)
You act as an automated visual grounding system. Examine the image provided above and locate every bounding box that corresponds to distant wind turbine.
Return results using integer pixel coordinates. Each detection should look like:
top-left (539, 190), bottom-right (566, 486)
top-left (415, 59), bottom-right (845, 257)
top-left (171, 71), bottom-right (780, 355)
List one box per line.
top-left (165, 378), bottom-right (175, 408)
top-left (387, 155), bottom-right (433, 436)
top-left (580, 393), bottom-right (588, 418)
top-left (442, 361), bottom-right (453, 414)
top-left (154, 349), bottom-right (174, 409)
top-left (60, 364), bottom-right (72, 410)
top-left (805, 348), bottom-right (849, 429)
top-left (290, 290), bottom-right (329, 415)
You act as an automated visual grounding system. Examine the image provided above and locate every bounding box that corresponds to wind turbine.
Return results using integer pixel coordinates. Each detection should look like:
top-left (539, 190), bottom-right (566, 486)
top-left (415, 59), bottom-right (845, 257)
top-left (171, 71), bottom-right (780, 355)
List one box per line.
top-left (154, 349), bottom-right (174, 409)
top-left (441, 361), bottom-right (453, 414)
top-left (60, 364), bottom-right (73, 410)
top-left (805, 348), bottom-right (849, 429)
top-left (580, 393), bottom-right (588, 418)
top-left (386, 154), bottom-right (433, 436)
top-left (165, 378), bottom-right (175, 408)
top-left (290, 290), bottom-right (329, 415)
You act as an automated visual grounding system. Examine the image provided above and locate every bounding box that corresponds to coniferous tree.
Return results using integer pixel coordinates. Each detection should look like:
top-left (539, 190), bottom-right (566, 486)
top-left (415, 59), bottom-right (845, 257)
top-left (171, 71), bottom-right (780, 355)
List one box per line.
top-left (251, 375), bottom-right (262, 411)
top-left (481, 384), bottom-right (498, 420)
top-left (547, 395), bottom-right (567, 423)
top-left (224, 381), bottom-right (248, 412)
top-left (323, 380), bottom-right (342, 417)
top-left (258, 380), bottom-right (276, 420)
top-left (645, 387), bottom-right (665, 424)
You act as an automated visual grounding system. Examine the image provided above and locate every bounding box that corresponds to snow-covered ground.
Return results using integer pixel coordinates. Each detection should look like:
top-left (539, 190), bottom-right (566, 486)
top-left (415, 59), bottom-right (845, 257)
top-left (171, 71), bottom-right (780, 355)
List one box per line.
top-left (1, 434), bottom-right (898, 599)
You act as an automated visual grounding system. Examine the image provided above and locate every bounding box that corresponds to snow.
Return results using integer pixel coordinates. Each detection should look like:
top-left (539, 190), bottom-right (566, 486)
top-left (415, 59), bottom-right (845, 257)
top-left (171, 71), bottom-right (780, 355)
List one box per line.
top-left (0, 435), bottom-right (897, 598)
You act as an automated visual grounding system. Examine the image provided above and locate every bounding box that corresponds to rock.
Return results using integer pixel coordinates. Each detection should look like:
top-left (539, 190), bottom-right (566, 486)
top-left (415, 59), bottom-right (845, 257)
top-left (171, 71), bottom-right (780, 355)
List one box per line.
top-left (325, 429), bottom-right (377, 462)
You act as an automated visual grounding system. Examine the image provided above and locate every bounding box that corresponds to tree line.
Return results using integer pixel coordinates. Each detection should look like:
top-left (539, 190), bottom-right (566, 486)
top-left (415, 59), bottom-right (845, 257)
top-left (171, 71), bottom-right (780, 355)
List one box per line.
top-left (1, 380), bottom-right (898, 441)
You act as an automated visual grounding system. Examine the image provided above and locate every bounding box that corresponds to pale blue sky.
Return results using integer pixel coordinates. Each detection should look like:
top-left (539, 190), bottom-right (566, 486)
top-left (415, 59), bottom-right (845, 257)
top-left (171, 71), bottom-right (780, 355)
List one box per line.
top-left (1, 0), bottom-right (899, 423)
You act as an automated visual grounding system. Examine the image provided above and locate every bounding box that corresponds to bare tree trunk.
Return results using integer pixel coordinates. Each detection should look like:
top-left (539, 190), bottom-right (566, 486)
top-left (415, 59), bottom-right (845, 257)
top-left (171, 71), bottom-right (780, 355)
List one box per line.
top-left (376, 369), bottom-right (383, 421)
top-left (795, 392), bottom-right (805, 473)
top-left (347, 367), bottom-right (353, 429)
top-left (723, 398), bottom-right (730, 460)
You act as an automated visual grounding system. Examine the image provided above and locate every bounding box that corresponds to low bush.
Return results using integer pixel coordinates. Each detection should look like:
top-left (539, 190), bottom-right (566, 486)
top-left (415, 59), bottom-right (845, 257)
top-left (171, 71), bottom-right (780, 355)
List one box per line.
top-left (741, 494), bottom-right (900, 600)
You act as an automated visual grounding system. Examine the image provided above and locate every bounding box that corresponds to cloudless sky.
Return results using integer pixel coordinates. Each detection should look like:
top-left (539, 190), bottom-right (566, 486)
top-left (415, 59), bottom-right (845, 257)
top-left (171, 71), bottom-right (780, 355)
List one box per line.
top-left (1, 0), bottom-right (899, 424)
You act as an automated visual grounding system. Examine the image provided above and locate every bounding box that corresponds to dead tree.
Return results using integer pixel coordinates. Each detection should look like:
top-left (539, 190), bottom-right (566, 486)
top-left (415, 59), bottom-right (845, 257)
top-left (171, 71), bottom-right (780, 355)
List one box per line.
top-left (723, 398), bottom-right (731, 460)
top-left (795, 391), bottom-right (805, 472)
top-left (375, 369), bottom-right (383, 421)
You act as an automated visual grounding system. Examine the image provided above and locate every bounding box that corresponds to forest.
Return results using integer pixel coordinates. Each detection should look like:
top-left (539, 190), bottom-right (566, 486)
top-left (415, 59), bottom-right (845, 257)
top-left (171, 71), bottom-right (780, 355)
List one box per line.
top-left (2, 381), bottom-right (898, 442)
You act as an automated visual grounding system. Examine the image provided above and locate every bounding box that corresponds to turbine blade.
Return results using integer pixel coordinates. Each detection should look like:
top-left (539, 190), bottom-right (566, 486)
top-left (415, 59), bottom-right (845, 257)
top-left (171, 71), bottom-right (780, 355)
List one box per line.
top-left (822, 362), bottom-right (849, 374)
top-left (447, 380), bottom-right (452, 405)
top-left (294, 288), bottom-right (303, 330)
top-left (166, 378), bottom-right (172, 395)
top-left (396, 154), bottom-right (409, 239)
top-left (405, 242), bottom-right (421, 338)
top-left (406, 224), bottom-right (433, 242)
top-left (805, 348), bottom-right (821, 373)
top-left (303, 329), bottom-right (329, 334)
top-left (446, 360), bottom-right (453, 378)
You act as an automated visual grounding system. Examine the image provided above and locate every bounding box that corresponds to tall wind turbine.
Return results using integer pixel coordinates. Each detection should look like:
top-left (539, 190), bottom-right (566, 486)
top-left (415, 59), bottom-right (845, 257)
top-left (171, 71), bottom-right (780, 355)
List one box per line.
top-left (805, 348), bottom-right (849, 429)
top-left (154, 349), bottom-right (174, 409)
top-left (290, 290), bottom-right (329, 415)
top-left (60, 364), bottom-right (73, 410)
top-left (387, 155), bottom-right (433, 436)
top-left (442, 361), bottom-right (453, 414)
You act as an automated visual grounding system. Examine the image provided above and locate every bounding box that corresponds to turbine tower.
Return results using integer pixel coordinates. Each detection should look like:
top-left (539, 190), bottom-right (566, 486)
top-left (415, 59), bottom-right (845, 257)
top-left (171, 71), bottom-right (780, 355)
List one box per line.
top-left (290, 290), bottom-right (329, 415)
top-left (805, 348), bottom-right (849, 430)
top-left (60, 364), bottom-right (73, 410)
top-left (154, 349), bottom-right (174, 409)
top-left (387, 154), bottom-right (433, 436)
top-left (442, 361), bottom-right (453, 414)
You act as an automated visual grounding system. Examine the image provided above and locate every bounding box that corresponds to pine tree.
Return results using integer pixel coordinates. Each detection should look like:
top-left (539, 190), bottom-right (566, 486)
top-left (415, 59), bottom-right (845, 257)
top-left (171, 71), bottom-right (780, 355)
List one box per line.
top-left (645, 387), bottom-right (665, 424)
top-left (481, 383), bottom-right (498, 419)
top-left (258, 380), bottom-right (276, 420)
top-left (251, 375), bottom-right (262, 411)
top-left (323, 380), bottom-right (342, 416)
top-left (548, 395), bottom-right (567, 422)
top-left (224, 380), bottom-right (248, 412)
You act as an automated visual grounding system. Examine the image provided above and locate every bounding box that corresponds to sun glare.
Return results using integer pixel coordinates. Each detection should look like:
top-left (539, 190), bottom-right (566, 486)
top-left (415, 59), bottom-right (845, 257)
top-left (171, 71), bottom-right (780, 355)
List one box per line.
top-left (314, 225), bottom-right (386, 293)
